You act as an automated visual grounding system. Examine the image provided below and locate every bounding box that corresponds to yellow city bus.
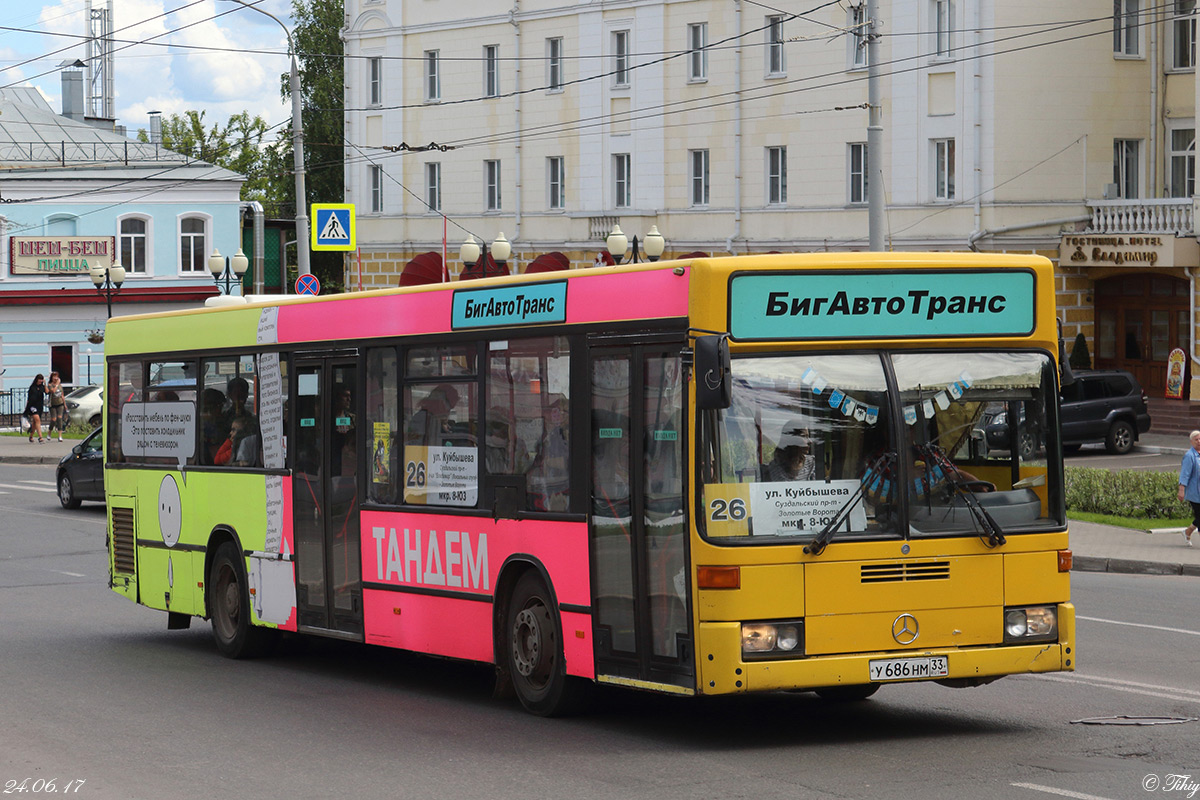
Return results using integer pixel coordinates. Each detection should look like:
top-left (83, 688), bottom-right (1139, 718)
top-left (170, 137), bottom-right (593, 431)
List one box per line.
top-left (103, 252), bottom-right (1073, 715)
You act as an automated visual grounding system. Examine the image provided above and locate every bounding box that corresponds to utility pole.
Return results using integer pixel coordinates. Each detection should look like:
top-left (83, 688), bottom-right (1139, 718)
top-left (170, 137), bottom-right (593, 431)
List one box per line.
top-left (866, 0), bottom-right (884, 251)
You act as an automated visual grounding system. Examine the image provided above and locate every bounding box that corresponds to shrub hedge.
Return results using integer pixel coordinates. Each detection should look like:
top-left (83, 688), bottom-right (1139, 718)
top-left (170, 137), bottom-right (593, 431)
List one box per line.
top-left (1064, 466), bottom-right (1188, 519)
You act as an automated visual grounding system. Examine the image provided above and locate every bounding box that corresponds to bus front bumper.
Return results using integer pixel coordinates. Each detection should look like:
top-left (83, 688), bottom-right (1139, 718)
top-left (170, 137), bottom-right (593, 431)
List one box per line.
top-left (697, 602), bottom-right (1076, 695)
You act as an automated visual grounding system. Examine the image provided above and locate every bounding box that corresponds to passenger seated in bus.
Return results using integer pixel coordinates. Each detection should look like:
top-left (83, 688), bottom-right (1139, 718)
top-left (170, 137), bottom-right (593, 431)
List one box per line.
top-left (223, 376), bottom-right (251, 426)
top-left (406, 383), bottom-right (458, 446)
top-left (215, 416), bottom-right (259, 467)
top-left (528, 395), bottom-right (569, 512)
top-left (763, 420), bottom-right (816, 482)
top-left (200, 388), bottom-right (226, 465)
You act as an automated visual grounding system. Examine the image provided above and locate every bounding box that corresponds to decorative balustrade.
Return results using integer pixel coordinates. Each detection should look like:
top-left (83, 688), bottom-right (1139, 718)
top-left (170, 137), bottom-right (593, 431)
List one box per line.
top-left (1088, 198), bottom-right (1194, 235)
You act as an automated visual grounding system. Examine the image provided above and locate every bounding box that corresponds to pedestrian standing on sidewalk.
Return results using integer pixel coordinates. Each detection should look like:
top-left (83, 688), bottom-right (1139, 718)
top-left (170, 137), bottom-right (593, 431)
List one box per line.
top-left (23, 373), bottom-right (46, 444)
top-left (46, 372), bottom-right (65, 442)
top-left (1176, 429), bottom-right (1200, 546)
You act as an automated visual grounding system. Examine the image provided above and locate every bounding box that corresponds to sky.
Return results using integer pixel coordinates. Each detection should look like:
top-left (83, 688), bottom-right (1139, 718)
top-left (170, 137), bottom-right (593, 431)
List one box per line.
top-left (0, 0), bottom-right (297, 136)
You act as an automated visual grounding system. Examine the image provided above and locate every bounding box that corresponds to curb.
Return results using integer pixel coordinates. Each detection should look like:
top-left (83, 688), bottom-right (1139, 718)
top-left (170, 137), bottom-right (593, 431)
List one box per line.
top-left (1073, 554), bottom-right (1200, 578)
top-left (0, 456), bottom-right (64, 465)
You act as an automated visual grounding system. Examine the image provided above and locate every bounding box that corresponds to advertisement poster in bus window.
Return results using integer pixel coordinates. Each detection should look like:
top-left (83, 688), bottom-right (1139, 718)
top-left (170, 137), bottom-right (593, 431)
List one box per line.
top-left (373, 423), bottom-right (391, 484)
top-left (404, 445), bottom-right (478, 506)
top-left (703, 480), bottom-right (865, 536)
top-left (258, 352), bottom-right (285, 469)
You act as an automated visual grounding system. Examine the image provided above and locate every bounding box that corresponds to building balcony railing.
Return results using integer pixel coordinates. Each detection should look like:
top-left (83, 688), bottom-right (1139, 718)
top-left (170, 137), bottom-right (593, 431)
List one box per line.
top-left (1088, 198), bottom-right (1194, 235)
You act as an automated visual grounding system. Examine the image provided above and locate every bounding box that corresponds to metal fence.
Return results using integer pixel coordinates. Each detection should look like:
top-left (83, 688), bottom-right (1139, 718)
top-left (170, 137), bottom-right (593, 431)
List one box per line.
top-left (0, 388), bottom-right (29, 429)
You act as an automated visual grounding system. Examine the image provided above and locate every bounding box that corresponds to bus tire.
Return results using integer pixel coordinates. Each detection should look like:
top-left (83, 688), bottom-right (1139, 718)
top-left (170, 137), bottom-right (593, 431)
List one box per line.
top-left (505, 571), bottom-right (585, 716)
top-left (815, 683), bottom-right (880, 702)
top-left (208, 542), bottom-right (277, 659)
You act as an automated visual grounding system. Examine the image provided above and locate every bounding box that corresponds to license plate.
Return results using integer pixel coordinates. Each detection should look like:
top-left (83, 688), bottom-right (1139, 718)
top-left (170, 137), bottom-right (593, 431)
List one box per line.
top-left (868, 655), bottom-right (949, 682)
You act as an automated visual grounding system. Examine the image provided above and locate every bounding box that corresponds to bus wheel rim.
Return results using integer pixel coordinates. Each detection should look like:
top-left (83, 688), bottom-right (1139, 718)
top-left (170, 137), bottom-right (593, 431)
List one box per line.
top-left (512, 606), bottom-right (546, 681)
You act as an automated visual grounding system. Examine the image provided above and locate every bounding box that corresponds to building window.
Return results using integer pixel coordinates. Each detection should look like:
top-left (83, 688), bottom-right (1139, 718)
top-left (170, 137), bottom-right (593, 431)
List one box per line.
top-left (1113, 139), bottom-right (1140, 198)
top-left (368, 56), bottom-right (382, 106)
top-left (767, 146), bottom-right (787, 205)
top-left (179, 216), bottom-right (206, 272)
top-left (766, 15), bottom-right (785, 75)
top-left (613, 30), bottom-right (629, 87)
top-left (850, 5), bottom-right (868, 69)
top-left (547, 38), bottom-right (563, 90)
top-left (1114, 0), bottom-right (1140, 56)
top-left (548, 156), bottom-right (565, 210)
top-left (690, 149), bottom-right (710, 206)
top-left (934, 138), bottom-right (956, 200)
top-left (688, 23), bottom-right (707, 81)
top-left (370, 165), bottom-right (383, 212)
top-left (484, 45), bottom-right (499, 97)
top-left (425, 50), bottom-right (440, 101)
top-left (614, 153), bottom-right (631, 208)
top-left (934, 0), bottom-right (953, 58)
top-left (1170, 128), bottom-right (1195, 197)
top-left (486, 160), bottom-right (502, 210)
top-left (426, 162), bottom-right (441, 212)
top-left (119, 216), bottom-right (148, 273)
top-left (1174, 0), bottom-right (1196, 69)
top-left (849, 143), bottom-right (868, 205)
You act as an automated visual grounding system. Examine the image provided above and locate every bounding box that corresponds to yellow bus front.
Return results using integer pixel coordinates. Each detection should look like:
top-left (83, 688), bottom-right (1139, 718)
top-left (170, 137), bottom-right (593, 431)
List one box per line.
top-left (687, 253), bottom-right (1073, 696)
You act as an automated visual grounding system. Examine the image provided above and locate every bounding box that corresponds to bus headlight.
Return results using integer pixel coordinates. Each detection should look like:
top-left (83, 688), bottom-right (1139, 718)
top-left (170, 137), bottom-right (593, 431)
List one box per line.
top-left (741, 620), bottom-right (804, 658)
top-left (1003, 606), bottom-right (1058, 643)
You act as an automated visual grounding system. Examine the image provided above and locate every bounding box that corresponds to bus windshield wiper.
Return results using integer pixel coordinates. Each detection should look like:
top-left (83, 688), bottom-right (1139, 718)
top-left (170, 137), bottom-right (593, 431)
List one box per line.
top-left (918, 443), bottom-right (1006, 548)
top-left (804, 451), bottom-right (895, 557)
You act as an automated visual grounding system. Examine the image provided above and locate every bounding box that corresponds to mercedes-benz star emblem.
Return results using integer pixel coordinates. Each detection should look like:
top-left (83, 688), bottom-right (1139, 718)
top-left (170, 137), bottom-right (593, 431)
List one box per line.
top-left (892, 613), bottom-right (920, 645)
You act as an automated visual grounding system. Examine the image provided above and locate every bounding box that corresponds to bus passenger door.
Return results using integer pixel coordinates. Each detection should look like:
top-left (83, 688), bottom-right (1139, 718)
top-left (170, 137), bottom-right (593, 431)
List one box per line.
top-left (292, 357), bottom-right (363, 638)
top-left (590, 343), bottom-right (694, 691)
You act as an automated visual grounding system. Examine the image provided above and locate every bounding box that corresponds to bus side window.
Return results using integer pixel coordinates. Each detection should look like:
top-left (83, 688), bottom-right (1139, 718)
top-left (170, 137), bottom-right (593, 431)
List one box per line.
top-left (486, 336), bottom-right (571, 513)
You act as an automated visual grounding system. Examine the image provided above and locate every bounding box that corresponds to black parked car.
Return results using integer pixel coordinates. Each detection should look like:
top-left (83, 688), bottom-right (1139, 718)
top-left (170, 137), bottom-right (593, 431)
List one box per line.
top-left (57, 426), bottom-right (104, 509)
top-left (985, 369), bottom-right (1151, 456)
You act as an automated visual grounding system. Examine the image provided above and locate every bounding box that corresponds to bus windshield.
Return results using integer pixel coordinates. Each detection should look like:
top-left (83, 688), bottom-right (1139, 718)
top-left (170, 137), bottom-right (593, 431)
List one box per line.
top-left (699, 350), bottom-right (1065, 542)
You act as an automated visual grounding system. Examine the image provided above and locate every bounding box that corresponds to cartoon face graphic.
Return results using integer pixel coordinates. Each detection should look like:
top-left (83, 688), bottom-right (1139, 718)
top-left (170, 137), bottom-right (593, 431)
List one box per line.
top-left (158, 474), bottom-right (182, 548)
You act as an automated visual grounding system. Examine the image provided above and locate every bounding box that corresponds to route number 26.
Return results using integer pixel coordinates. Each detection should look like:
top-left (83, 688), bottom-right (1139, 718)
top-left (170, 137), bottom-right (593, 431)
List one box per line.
top-left (405, 460), bottom-right (427, 488)
top-left (709, 498), bottom-right (747, 521)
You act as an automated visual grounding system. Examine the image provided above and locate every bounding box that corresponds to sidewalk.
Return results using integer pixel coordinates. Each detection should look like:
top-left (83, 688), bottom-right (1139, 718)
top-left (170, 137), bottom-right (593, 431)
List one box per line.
top-left (3, 429), bottom-right (1198, 577)
top-left (0, 432), bottom-right (76, 465)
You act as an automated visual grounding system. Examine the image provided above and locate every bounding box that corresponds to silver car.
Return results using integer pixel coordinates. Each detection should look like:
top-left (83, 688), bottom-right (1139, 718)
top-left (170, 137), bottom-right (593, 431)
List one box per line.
top-left (65, 385), bottom-right (103, 428)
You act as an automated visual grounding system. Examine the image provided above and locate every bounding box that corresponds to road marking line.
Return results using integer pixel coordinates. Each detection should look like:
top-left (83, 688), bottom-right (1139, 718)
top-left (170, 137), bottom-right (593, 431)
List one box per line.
top-left (1032, 674), bottom-right (1200, 705)
top-left (21, 480), bottom-right (57, 487)
top-left (50, 570), bottom-right (86, 577)
top-left (0, 482), bottom-right (56, 493)
top-left (1061, 673), bottom-right (1200, 698)
top-left (1011, 782), bottom-right (1117, 800)
top-left (1078, 614), bottom-right (1200, 637)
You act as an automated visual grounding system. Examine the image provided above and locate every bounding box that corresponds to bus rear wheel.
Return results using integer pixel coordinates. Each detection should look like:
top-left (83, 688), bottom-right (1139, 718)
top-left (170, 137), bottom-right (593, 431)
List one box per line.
top-left (506, 571), bottom-right (584, 716)
top-left (208, 542), bottom-right (276, 659)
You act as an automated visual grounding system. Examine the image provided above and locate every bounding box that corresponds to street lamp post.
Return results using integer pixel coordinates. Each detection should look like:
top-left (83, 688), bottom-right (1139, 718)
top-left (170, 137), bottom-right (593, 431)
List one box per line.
top-left (208, 248), bottom-right (250, 295)
top-left (86, 348), bottom-right (92, 386)
top-left (90, 262), bottom-right (125, 318)
top-left (459, 232), bottom-right (512, 275)
top-left (222, 0), bottom-right (311, 277)
top-left (606, 225), bottom-right (665, 264)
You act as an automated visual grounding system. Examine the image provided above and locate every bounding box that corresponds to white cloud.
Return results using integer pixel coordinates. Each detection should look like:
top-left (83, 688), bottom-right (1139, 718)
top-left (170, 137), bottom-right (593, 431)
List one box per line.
top-left (23, 0), bottom-right (291, 132)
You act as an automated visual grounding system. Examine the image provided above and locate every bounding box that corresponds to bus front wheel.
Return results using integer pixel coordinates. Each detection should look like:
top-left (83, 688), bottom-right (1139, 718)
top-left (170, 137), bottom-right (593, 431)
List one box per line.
top-left (208, 542), bottom-right (276, 659)
top-left (505, 571), bottom-right (584, 716)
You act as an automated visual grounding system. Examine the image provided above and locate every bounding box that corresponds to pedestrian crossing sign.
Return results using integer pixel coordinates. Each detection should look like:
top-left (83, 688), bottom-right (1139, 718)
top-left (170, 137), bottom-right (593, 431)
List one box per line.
top-left (311, 203), bottom-right (356, 251)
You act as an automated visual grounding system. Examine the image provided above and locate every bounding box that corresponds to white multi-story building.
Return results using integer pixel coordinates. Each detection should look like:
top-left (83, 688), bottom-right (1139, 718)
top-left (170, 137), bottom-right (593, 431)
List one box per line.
top-left (343, 0), bottom-right (1200, 399)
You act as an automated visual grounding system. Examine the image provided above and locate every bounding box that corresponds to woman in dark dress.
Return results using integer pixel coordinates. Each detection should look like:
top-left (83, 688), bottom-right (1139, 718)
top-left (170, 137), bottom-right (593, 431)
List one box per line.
top-left (24, 374), bottom-right (46, 443)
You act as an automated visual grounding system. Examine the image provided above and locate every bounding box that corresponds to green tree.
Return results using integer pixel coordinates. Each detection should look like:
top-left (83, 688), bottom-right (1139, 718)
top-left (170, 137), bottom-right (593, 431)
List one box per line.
top-left (137, 110), bottom-right (274, 202)
top-left (137, 109), bottom-right (274, 201)
top-left (1069, 332), bottom-right (1091, 371)
top-left (271, 0), bottom-right (345, 290)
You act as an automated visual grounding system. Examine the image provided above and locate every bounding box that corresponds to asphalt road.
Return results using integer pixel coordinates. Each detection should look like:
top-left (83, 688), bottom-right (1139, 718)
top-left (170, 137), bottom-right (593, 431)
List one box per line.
top-left (2, 462), bottom-right (1198, 800)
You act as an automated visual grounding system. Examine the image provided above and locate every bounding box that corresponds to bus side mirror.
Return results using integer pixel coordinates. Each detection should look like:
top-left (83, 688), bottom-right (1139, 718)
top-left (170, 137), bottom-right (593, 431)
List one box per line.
top-left (695, 335), bottom-right (731, 410)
